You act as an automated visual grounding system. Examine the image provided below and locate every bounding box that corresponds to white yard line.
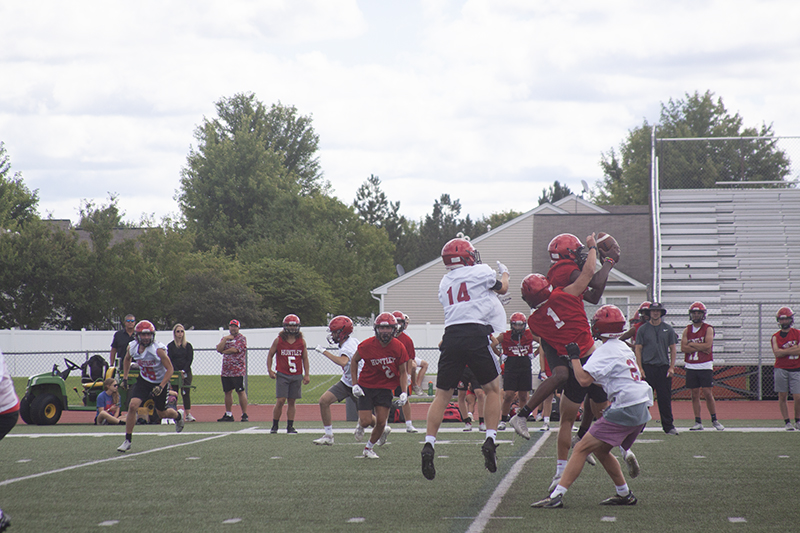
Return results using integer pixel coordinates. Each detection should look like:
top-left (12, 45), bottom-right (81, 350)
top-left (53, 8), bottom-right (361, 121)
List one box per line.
top-left (466, 431), bottom-right (553, 533)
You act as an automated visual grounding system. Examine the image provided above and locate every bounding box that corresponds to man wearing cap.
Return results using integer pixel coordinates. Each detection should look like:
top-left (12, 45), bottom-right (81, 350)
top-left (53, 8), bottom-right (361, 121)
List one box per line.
top-left (216, 320), bottom-right (249, 422)
top-left (634, 302), bottom-right (678, 435)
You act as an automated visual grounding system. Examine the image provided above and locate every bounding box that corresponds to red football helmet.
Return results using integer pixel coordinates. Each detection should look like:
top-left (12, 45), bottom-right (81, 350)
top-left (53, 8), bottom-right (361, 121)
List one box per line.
top-left (637, 301), bottom-right (652, 320)
top-left (548, 233), bottom-right (587, 266)
top-left (374, 312), bottom-right (398, 343)
top-left (510, 312), bottom-right (527, 338)
top-left (591, 305), bottom-right (627, 339)
top-left (441, 238), bottom-right (480, 269)
top-left (327, 315), bottom-right (354, 345)
top-left (777, 306), bottom-right (794, 327)
top-left (282, 314), bottom-right (301, 334)
top-left (135, 320), bottom-right (156, 347)
top-left (392, 310), bottom-right (408, 334)
top-left (521, 274), bottom-right (552, 309)
top-left (689, 302), bottom-right (707, 323)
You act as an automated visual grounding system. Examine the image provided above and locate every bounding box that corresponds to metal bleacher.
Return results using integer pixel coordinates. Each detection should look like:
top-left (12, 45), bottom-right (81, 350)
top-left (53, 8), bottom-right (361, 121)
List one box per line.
top-left (659, 188), bottom-right (800, 368)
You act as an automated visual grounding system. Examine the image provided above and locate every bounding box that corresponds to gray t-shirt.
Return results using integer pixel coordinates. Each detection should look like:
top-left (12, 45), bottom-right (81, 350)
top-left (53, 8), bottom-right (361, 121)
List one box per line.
top-left (635, 321), bottom-right (677, 366)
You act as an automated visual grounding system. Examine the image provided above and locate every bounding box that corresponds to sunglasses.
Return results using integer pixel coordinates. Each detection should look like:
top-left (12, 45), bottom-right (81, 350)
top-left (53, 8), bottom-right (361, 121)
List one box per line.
top-left (125, 319), bottom-right (135, 323)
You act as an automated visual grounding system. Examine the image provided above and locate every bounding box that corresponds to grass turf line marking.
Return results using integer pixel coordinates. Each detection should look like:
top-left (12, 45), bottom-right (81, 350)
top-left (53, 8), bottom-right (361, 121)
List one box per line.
top-left (0, 432), bottom-right (232, 487)
top-left (465, 431), bottom-right (553, 533)
top-left (98, 520), bottom-right (119, 526)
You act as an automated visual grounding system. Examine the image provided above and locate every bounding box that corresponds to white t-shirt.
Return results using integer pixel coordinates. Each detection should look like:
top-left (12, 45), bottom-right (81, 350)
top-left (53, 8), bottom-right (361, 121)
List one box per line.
top-left (338, 336), bottom-right (360, 387)
top-left (0, 350), bottom-right (20, 413)
top-left (582, 338), bottom-right (654, 409)
top-left (439, 264), bottom-right (506, 332)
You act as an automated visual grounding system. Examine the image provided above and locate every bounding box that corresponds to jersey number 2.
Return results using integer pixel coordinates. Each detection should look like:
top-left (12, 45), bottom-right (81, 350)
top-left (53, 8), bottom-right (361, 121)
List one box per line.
top-left (446, 282), bottom-right (470, 305)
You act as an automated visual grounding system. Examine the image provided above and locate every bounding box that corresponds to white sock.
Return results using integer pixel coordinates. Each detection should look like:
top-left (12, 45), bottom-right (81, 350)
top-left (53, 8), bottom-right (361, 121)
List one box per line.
top-left (551, 485), bottom-right (568, 498)
top-left (324, 425), bottom-right (333, 437)
top-left (543, 416), bottom-right (550, 424)
top-left (406, 420), bottom-right (414, 428)
top-left (486, 429), bottom-right (497, 442)
top-left (556, 460), bottom-right (567, 477)
top-left (365, 441), bottom-right (374, 450)
top-left (225, 411), bottom-right (232, 417)
top-left (616, 483), bottom-right (630, 496)
top-left (425, 435), bottom-right (436, 446)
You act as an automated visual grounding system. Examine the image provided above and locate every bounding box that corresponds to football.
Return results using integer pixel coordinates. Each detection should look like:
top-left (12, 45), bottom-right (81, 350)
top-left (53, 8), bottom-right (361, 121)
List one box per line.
top-left (596, 232), bottom-right (620, 263)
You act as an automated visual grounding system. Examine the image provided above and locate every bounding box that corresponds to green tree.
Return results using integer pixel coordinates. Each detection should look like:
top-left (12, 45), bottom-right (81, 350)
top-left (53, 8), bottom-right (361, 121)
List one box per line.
top-left (354, 174), bottom-right (406, 244)
top-left (0, 142), bottom-right (39, 231)
top-left (538, 180), bottom-right (573, 205)
top-left (594, 90), bottom-right (792, 205)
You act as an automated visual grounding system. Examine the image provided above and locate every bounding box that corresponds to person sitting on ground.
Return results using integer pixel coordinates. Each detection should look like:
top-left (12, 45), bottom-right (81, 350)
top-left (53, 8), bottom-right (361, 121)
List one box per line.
top-left (96, 378), bottom-right (126, 425)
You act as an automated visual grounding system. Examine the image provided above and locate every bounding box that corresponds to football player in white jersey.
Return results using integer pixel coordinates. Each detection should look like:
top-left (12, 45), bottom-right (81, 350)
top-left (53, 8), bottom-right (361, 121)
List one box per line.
top-left (313, 315), bottom-right (360, 445)
top-left (421, 238), bottom-right (509, 480)
top-left (117, 320), bottom-right (184, 452)
top-left (532, 305), bottom-right (653, 509)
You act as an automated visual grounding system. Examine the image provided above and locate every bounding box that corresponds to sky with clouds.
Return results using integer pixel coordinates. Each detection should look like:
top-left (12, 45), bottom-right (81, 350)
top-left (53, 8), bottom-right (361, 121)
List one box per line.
top-left (2, 0), bottom-right (799, 225)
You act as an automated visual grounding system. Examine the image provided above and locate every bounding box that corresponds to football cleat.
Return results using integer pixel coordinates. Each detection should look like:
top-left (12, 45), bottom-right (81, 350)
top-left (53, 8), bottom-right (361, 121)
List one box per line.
top-left (600, 491), bottom-right (637, 506)
top-left (624, 449), bottom-right (641, 478)
top-left (481, 438), bottom-right (498, 473)
top-left (175, 413), bottom-right (185, 433)
top-left (377, 426), bottom-right (391, 446)
top-left (354, 424), bottom-right (365, 441)
top-left (463, 422), bottom-right (473, 432)
top-left (117, 440), bottom-right (131, 453)
top-left (286, 426), bottom-right (298, 434)
top-left (313, 435), bottom-right (334, 446)
top-left (479, 422), bottom-right (487, 432)
top-left (497, 421), bottom-right (506, 431)
top-left (406, 425), bottom-right (419, 433)
top-left (531, 494), bottom-right (564, 508)
top-left (421, 442), bottom-right (436, 480)
top-left (217, 414), bottom-right (234, 422)
top-left (786, 422), bottom-right (795, 431)
top-left (184, 413), bottom-right (196, 422)
top-left (509, 414), bottom-right (530, 440)
top-left (712, 420), bottom-right (725, 431)
top-left (689, 423), bottom-right (704, 431)
top-left (362, 448), bottom-right (379, 459)
top-left (540, 422), bottom-right (550, 432)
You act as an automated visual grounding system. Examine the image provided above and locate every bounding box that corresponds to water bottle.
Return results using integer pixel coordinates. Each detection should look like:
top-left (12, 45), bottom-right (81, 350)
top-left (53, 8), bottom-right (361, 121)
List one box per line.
top-left (427, 381), bottom-right (433, 396)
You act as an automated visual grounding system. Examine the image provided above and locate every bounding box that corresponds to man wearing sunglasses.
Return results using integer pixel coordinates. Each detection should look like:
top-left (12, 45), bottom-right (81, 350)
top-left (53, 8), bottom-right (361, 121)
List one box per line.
top-left (110, 314), bottom-right (136, 367)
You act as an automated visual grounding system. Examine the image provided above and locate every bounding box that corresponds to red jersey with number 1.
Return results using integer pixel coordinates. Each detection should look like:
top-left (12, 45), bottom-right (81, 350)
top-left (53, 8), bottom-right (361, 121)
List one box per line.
top-left (275, 337), bottom-right (305, 375)
top-left (547, 259), bottom-right (579, 289)
top-left (773, 328), bottom-right (800, 370)
top-left (356, 337), bottom-right (409, 390)
top-left (528, 287), bottom-right (594, 356)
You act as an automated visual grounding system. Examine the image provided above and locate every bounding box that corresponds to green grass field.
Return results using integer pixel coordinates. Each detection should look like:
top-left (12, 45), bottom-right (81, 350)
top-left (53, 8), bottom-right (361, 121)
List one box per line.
top-left (2, 421), bottom-right (798, 532)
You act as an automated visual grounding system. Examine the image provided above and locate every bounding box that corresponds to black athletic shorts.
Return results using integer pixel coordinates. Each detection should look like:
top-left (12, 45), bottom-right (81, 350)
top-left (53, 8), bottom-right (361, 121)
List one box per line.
top-left (502, 356), bottom-right (533, 392)
top-left (437, 324), bottom-right (500, 391)
top-left (457, 366), bottom-right (482, 392)
top-left (685, 368), bottom-right (713, 389)
top-left (130, 378), bottom-right (170, 411)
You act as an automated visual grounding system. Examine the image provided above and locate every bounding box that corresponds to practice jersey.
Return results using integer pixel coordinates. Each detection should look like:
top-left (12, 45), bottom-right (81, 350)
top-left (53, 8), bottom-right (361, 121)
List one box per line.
top-left (773, 328), bottom-right (800, 370)
top-left (339, 336), bottom-right (360, 388)
top-left (528, 288), bottom-right (594, 356)
top-left (274, 336), bottom-right (305, 375)
top-left (500, 330), bottom-right (536, 358)
top-left (396, 332), bottom-right (416, 360)
top-left (582, 338), bottom-right (654, 409)
top-left (129, 340), bottom-right (168, 384)
top-left (684, 322), bottom-right (714, 370)
top-left (0, 350), bottom-right (20, 414)
top-left (547, 259), bottom-right (579, 289)
top-left (356, 337), bottom-right (409, 390)
top-left (439, 264), bottom-right (506, 332)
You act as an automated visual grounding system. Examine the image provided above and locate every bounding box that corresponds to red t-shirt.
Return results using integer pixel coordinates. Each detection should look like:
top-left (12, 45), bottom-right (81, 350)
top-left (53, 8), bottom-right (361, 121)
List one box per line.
top-left (396, 332), bottom-right (416, 360)
top-left (500, 330), bottom-right (536, 358)
top-left (356, 337), bottom-right (409, 390)
top-left (546, 259), bottom-right (579, 289)
top-left (275, 336), bottom-right (305, 375)
top-left (528, 287), bottom-right (594, 356)
top-left (773, 328), bottom-right (800, 370)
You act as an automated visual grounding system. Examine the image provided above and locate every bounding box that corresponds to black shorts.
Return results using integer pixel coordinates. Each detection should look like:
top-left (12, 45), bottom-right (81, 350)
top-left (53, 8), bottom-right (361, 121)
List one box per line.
top-left (457, 366), bottom-right (482, 392)
top-left (357, 387), bottom-right (393, 410)
top-left (131, 378), bottom-right (170, 411)
top-left (685, 368), bottom-right (713, 389)
top-left (221, 375), bottom-right (245, 393)
top-left (502, 357), bottom-right (533, 392)
top-left (437, 324), bottom-right (500, 391)
top-left (542, 339), bottom-right (570, 372)
top-left (563, 368), bottom-right (608, 405)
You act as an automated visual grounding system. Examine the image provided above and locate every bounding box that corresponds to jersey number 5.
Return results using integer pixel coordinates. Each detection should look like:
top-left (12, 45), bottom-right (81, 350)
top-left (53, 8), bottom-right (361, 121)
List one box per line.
top-left (446, 282), bottom-right (471, 305)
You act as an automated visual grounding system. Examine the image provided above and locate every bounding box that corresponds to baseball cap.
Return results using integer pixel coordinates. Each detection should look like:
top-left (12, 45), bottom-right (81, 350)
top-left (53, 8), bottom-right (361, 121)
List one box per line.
top-left (229, 319), bottom-right (240, 327)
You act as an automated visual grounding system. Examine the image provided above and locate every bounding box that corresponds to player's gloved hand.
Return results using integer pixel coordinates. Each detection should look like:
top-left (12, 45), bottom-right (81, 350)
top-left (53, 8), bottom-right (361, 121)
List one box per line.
top-left (537, 371), bottom-right (546, 381)
top-left (314, 345), bottom-right (326, 354)
top-left (566, 342), bottom-right (581, 360)
top-left (151, 385), bottom-right (163, 397)
top-left (496, 261), bottom-right (509, 275)
top-left (352, 384), bottom-right (365, 398)
top-left (397, 392), bottom-right (408, 406)
top-left (119, 378), bottom-right (128, 390)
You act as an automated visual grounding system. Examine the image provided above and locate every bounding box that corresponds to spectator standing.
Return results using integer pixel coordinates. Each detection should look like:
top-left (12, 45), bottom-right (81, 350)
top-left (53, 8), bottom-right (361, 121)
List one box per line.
top-left (117, 320), bottom-right (184, 452)
top-left (110, 314), bottom-right (136, 367)
top-left (771, 306), bottom-right (800, 430)
top-left (0, 349), bottom-right (20, 530)
top-left (312, 315), bottom-right (359, 445)
top-left (635, 302), bottom-right (678, 435)
top-left (681, 302), bottom-right (724, 431)
top-left (421, 238), bottom-right (509, 480)
top-left (216, 319), bottom-right (249, 422)
top-left (350, 313), bottom-right (410, 459)
top-left (167, 323), bottom-right (195, 422)
top-left (267, 314), bottom-right (310, 434)
top-left (95, 378), bottom-right (126, 425)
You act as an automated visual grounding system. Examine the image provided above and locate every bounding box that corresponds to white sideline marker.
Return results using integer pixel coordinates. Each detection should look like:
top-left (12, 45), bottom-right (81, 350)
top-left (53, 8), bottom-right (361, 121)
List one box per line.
top-left (347, 517), bottom-right (365, 523)
top-left (222, 518), bottom-right (242, 524)
top-left (728, 517), bottom-right (747, 523)
top-left (600, 516), bottom-right (617, 522)
top-left (98, 520), bottom-right (119, 526)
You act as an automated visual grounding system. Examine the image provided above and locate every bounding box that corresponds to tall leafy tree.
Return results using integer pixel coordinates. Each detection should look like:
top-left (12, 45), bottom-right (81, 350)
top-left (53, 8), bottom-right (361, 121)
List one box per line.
top-left (538, 180), bottom-right (573, 205)
top-left (594, 90), bottom-right (792, 205)
top-left (0, 142), bottom-right (39, 231)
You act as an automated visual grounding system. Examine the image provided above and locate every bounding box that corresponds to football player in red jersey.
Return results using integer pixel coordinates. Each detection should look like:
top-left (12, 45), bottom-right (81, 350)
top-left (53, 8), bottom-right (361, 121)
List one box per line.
top-left (620, 301), bottom-right (651, 348)
top-left (267, 314), bottom-right (311, 434)
top-left (350, 313), bottom-right (410, 458)
top-left (771, 306), bottom-right (800, 430)
top-left (681, 302), bottom-right (724, 431)
top-left (491, 312), bottom-right (538, 430)
top-left (392, 311), bottom-right (422, 432)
